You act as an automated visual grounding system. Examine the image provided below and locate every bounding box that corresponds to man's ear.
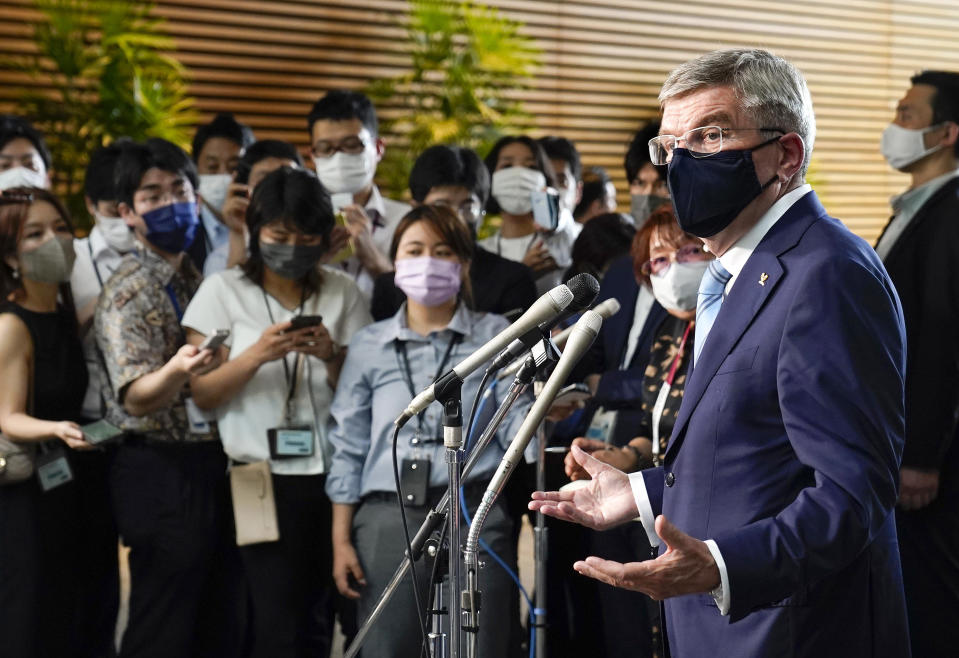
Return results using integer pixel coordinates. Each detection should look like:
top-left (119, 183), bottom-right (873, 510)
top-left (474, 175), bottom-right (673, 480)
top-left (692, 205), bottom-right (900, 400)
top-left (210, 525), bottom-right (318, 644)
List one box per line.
top-left (941, 121), bottom-right (959, 149)
top-left (118, 201), bottom-right (137, 229)
top-left (374, 137), bottom-right (386, 163)
top-left (777, 133), bottom-right (805, 182)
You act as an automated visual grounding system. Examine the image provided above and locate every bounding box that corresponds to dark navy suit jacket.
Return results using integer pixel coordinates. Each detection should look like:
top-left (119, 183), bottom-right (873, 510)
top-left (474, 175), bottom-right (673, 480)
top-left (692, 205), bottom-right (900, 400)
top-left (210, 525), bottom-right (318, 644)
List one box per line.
top-left (641, 191), bottom-right (911, 657)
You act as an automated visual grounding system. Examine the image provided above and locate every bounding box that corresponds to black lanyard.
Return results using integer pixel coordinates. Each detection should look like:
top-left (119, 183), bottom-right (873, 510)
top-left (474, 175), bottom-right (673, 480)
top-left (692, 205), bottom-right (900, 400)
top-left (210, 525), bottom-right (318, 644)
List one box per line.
top-left (262, 288), bottom-right (308, 412)
top-left (394, 332), bottom-right (462, 438)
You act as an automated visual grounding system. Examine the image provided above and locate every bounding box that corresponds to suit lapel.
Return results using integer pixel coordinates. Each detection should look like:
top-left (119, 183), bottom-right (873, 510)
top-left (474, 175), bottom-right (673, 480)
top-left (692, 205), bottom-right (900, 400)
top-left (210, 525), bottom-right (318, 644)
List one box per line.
top-left (883, 176), bottom-right (959, 265)
top-left (665, 191), bottom-right (826, 459)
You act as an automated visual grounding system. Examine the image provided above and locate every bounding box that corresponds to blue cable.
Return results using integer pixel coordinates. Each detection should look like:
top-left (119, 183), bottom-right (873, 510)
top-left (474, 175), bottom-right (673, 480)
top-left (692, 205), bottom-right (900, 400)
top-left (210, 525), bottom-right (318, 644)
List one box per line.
top-left (461, 378), bottom-right (536, 658)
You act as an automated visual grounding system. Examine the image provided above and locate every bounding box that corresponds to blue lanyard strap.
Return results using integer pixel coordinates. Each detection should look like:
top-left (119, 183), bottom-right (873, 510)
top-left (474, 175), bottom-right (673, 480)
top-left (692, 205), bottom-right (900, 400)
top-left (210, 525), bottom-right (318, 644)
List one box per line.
top-left (164, 283), bottom-right (183, 321)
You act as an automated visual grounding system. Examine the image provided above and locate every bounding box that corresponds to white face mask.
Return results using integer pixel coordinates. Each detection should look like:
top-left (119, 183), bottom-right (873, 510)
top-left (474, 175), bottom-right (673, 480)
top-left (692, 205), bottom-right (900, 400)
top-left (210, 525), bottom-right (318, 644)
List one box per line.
top-left (0, 166), bottom-right (47, 191)
top-left (649, 260), bottom-right (711, 312)
top-left (198, 173), bottom-right (232, 211)
top-left (96, 213), bottom-right (135, 253)
top-left (313, 147), bottom-right (376, 195)
top-left (491, 166), bottom-right (546, 215)
top-left (880, 123), bottom-right (944, 170)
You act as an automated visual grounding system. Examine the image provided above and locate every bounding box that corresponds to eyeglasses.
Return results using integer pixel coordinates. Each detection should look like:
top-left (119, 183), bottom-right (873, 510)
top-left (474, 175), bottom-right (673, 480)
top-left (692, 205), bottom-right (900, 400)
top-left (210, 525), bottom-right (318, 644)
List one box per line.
top-left (648, 126), bottom-right (783, 165)
top-left (430, 199), bottom-right (485, 224)
top-left (312, 135), bottom-right (368, 158)
top-left (640, 244), bottom-right (709, 276)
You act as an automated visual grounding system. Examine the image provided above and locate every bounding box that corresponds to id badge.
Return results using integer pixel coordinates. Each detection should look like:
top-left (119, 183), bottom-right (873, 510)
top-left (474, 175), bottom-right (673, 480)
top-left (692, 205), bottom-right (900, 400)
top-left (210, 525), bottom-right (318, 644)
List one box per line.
top-left (400, 458), bottom-right (431, 507)
top-left (184, 397), bottom-right (215, 434)
top-left (36, 447), bottom-right (74, 492)
top-left (267, 426), bottom-right (315, 459)
top-left (585, 407), bottom-right (618, 443)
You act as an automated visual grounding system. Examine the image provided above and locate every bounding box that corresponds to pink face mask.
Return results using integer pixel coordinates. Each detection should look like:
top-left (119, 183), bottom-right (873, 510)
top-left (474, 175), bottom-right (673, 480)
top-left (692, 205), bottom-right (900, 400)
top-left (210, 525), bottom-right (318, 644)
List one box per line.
top-left (394, 256), bottom-right (462, 307)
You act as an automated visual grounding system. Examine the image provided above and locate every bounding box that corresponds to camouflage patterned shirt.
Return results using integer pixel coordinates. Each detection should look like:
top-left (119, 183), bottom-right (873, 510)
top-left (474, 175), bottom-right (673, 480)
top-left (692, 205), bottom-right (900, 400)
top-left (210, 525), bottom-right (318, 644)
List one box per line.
top-left (94, 245), bottom-right (216, 442)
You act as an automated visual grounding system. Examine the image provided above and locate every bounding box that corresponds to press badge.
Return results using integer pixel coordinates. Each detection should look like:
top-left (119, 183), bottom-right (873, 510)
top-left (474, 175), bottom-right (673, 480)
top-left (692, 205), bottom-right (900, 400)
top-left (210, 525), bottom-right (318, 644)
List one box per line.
top-left (36, 447), bottom-right (74, 492)
top-left (184, 397), bottom-right (215, 434)
top-left (585, 407), bottom-right (618, 443)
top-left (267, 426), bottom-right (315, 459)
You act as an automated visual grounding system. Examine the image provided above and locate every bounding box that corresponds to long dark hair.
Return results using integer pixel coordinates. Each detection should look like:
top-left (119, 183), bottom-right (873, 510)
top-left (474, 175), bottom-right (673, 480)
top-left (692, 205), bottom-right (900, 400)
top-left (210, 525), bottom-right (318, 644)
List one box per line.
top-left (240, 167), bottom-right (334, 296)
top-left (389, 204), bottom-right (475, 309)
top-left (0, 186), bottom-right (78, 325)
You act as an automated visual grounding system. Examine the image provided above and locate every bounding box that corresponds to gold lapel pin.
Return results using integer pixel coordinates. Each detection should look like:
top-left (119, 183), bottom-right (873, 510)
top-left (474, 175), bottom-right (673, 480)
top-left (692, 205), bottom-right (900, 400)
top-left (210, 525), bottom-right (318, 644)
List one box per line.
top-left (759, 272), bottom-right (769, 286)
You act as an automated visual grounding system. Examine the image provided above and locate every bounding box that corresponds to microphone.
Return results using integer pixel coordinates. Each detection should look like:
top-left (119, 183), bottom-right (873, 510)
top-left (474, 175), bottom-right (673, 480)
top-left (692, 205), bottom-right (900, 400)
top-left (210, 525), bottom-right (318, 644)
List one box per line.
top-left (497, 297), bottom-right (621, 379)
top-left (484, 310), bottom-right (603, 496)
top-left (398, 282), bottom-right (576, 423)
top-left (488, 273), bottom-right (600, 372)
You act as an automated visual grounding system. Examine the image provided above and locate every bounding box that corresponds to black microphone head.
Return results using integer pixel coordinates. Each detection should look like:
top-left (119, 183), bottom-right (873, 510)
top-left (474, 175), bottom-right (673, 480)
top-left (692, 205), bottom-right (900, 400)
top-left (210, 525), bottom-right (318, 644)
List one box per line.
top-left (564, 273), bottom-right (600, 312)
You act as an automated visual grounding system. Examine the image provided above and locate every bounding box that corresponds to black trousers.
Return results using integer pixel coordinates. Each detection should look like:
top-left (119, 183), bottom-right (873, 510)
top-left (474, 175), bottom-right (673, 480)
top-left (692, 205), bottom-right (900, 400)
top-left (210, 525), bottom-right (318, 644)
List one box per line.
top-left (0, 448), bottom-right (118, 658)
top-left (238, 472), bottom-right (335, 658)
top-left (111, 440), bottom-right (243, 658)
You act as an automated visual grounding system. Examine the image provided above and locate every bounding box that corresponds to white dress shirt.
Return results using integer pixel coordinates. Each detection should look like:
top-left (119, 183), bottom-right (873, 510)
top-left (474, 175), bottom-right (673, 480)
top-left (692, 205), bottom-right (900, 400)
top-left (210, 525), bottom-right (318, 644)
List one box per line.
top-left (628, 182), bottom-right (813, 616)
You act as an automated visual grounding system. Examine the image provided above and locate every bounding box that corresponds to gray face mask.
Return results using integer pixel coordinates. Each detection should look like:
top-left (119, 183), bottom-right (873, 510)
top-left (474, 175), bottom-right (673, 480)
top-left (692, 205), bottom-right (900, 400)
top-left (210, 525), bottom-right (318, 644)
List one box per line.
top-left (19, 235), bottom-right (76, 284)
top-left (259, 241), bottom-right (326, 280)
top-left (630, 194), bottom-right (671, 226)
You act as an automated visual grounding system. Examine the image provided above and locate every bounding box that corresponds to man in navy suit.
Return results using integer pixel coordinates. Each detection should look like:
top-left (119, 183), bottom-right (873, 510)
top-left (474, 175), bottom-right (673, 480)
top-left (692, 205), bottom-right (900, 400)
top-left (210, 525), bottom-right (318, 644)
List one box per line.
top-left (530, 48), bottom-right (911, 656)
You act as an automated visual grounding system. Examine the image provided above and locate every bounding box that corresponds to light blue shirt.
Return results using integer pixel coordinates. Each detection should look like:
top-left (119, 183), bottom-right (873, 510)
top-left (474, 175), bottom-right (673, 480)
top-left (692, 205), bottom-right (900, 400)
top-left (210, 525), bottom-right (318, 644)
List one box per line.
top-left (326, 303), bottom-right (535, 504)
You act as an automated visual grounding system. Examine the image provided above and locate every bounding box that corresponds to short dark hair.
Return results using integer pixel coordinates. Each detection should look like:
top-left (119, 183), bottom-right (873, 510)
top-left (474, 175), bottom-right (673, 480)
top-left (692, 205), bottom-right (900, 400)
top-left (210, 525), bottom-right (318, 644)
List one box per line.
top-left (538, 136), bottom-right (582, 182)
top-left (306, 90), bottom-right (378, 138)
top-left (234, 140), bottom-right (304, 185)
top-left (574, 166), bottom-right (613, 219)
top-left (910, 70), bottom-right (959, 157)
top-left (0, 115), bottom-right (52, 170)
top-left (409, 145), bottom-right (490, 204)
top-left (483, 135), bottom-right (557, 215)
top-left (242, 167), bottom-right (334, 294)
top-left (85, 139), bottom-right (134, 204)
top-left (624, 121), bottom-right (666, 185)
top-left (565, 212), bottom-right (636, 281)
top-left (191, 112), bottom-right (255, 161)
top-left (114, 138), bottom-right (199, 208)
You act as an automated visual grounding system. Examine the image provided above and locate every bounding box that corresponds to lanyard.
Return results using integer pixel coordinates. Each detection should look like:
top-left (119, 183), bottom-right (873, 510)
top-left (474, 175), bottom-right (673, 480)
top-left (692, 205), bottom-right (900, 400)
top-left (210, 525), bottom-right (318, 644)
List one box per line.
top-left (393, 332), bottom-right (462, 438)
top-left (262, 288), bottom-right (308, 418)
top-left (87, 239), bottom-right (106, 289)
top-left (651, 321), bottom-right (693, 460)
top-left (165, 284), bottom-right (183, 321)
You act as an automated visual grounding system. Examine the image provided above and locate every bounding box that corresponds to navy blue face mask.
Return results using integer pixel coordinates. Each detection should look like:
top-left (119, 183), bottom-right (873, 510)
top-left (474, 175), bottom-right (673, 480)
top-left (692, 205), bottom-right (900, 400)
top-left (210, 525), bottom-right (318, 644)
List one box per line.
top-left (141, 201), bottom-right (199, 253)
top-left (667, 137), bottom-right (780, 238)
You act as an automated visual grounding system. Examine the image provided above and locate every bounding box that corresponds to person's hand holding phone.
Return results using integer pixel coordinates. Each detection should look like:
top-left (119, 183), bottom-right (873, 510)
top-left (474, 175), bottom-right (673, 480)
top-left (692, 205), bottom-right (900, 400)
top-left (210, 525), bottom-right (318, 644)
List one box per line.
top-left (523, 238), bottom-right (558, 274)
top-left (221, 183), bottom-right (251, 232)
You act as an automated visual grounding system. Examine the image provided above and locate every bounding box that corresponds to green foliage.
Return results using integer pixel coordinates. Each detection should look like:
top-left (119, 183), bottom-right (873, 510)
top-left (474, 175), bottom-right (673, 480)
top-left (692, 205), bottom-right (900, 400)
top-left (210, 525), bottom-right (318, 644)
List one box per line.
top-left (10, 0), bottom-right (196, 227)
top-left (367, 0), bottom-right (540, 199)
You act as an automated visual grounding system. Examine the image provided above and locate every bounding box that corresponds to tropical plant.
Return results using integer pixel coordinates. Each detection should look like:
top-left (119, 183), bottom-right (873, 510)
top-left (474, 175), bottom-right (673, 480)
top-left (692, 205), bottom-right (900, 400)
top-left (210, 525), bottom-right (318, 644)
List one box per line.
top-left (367, 0), bottom-right (540, 199)
top-left (10, 0), bottom-right (196, 227)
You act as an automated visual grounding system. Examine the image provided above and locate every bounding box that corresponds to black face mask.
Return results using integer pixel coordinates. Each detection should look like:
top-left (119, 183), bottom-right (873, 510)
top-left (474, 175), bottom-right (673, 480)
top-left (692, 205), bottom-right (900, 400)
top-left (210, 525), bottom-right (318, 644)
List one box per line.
top-left (667, 137), bottom-right (780, 238)
top-left (259, 241), bottom-right (326, 280)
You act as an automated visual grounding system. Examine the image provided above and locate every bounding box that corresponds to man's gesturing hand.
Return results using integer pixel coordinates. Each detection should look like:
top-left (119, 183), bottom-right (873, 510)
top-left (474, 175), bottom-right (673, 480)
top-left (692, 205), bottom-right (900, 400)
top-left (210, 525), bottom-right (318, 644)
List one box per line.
top-left (573, 515), bottom-right (721, 600)
top-left (528, 444), bottom-right (638, 530)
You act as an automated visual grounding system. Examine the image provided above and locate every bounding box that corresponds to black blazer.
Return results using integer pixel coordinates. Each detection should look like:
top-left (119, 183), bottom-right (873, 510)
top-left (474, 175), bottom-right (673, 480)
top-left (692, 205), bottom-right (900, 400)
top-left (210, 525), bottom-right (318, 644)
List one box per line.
top-left (369, 245), bottom-right (538, 321)
top-left (877, 175), bottom-right (959, 470)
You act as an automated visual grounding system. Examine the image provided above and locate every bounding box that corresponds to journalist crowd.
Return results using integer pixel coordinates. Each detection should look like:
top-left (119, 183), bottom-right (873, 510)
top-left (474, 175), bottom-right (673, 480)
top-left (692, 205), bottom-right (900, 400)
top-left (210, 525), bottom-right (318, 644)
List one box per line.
top-left (1, 48), bottom-right (958, 658)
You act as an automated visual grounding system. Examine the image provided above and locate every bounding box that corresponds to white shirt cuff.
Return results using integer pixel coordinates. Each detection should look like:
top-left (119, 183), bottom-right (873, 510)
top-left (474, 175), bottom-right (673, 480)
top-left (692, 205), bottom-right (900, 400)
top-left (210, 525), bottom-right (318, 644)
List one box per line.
top-left (628, 471), bottom-right (660, 548)
top-left (704, 539), bottom-right (730, 615)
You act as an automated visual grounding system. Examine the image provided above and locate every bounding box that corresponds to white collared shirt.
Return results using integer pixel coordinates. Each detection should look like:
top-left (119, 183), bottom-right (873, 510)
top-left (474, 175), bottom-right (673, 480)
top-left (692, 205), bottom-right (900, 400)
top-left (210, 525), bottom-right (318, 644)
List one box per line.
top-left (875, 169), bottom-right (959, 261)
top-left (628, 182), bottom-right (814, 617)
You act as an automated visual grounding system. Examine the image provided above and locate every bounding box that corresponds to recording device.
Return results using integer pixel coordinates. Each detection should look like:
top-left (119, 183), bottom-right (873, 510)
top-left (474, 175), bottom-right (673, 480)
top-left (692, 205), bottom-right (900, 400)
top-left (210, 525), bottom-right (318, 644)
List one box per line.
top-left (531, 187), bottom-right (561, 231)
top-left (233, 160), bottom-right (252, 186)
top-left (81, 419), bottom-right (124, 446)
top-left (551, 382), bottom-right (592, 407)
top-left (397, 282), bottom-right (576, 423)
top-left (289, 315), bottom-right (323, 330)
top-left (489, 273), bottom-right (599, 372)
top-left (198, 329), bottom-right (230, 352)
top-left (481, 310), bottom-right (603, 508)
top-left (497, 296), bottom-right (620, 380)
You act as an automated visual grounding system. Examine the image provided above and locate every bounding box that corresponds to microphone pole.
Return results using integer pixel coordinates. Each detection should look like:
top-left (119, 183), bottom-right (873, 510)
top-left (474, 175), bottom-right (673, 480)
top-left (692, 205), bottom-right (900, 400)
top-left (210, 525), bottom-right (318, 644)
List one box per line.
top-left (460, 310), bottom-right (603, 657)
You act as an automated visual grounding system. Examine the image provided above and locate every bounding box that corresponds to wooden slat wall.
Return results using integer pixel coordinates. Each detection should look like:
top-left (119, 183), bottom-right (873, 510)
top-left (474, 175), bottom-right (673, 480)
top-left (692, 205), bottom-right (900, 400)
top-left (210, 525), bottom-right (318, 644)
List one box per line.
top-left (3, 0), bottom-right (959, 242)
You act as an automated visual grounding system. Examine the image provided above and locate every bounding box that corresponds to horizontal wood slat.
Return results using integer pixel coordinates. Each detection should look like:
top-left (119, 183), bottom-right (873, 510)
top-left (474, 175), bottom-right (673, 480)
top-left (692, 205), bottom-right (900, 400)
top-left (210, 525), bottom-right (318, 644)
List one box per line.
top-left (3, 0), bottom-right (958, 242)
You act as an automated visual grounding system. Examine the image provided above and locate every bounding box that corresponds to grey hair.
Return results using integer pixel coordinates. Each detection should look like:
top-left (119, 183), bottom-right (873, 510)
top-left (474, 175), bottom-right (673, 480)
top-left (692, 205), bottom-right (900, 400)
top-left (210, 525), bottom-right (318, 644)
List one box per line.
top-left (659, 48), bottom-right (816, 177)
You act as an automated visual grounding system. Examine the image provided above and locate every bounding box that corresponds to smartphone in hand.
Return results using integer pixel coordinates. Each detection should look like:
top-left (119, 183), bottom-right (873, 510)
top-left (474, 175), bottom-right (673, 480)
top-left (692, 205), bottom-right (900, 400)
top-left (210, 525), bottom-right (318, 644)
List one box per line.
top-left (289, 315), bottom-right (323, 331)
top-left (199, 329), bottom-right (230, 352)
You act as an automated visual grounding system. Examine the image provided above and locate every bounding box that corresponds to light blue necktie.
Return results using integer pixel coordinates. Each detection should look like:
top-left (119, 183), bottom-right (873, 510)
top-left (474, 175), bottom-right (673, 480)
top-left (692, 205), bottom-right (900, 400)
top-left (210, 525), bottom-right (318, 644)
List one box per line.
top-left (694, 259), bottom-right (733, 364)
